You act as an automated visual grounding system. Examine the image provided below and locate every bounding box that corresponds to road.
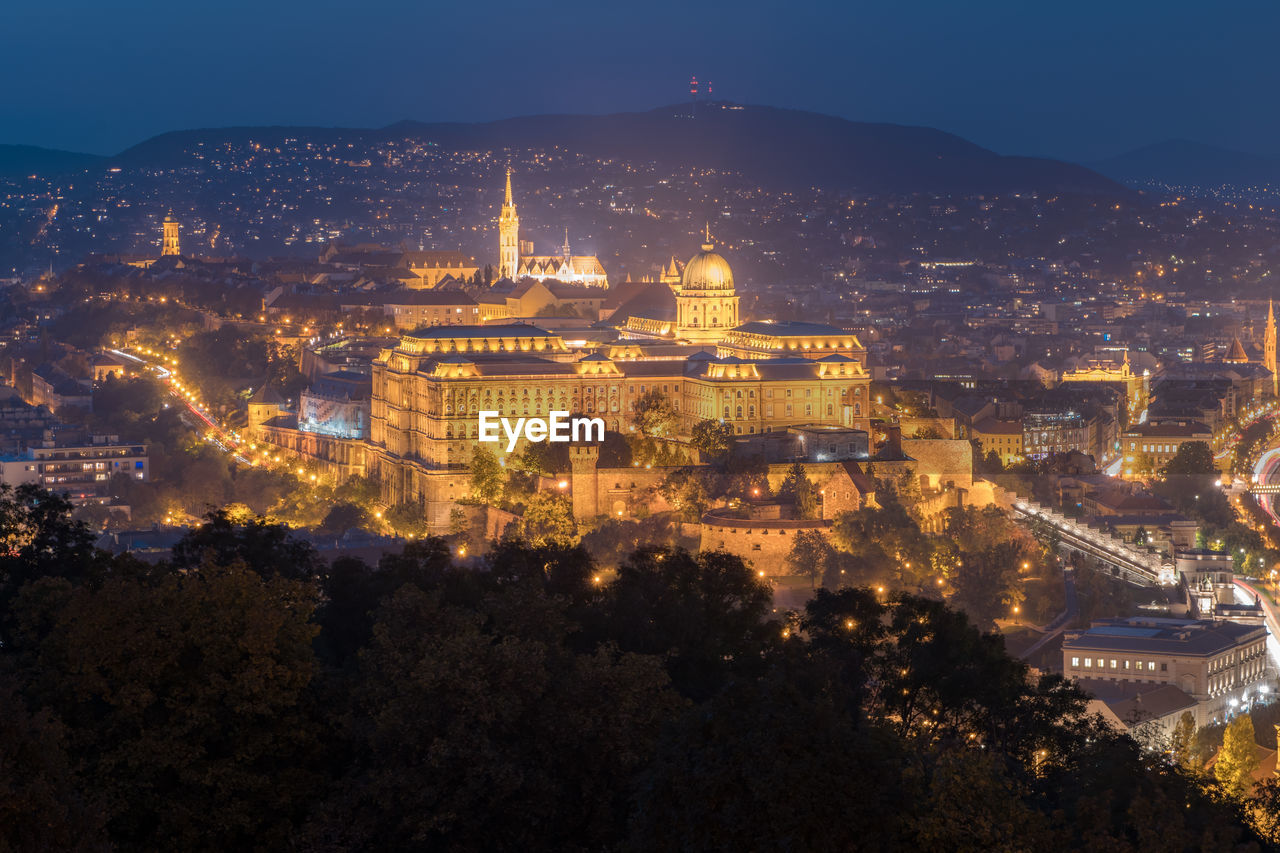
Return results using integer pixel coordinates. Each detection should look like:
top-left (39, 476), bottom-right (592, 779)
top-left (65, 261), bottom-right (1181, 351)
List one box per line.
top-left (1234, 577), bottom-right (1280, 676)
top-left (111, 347), bottom-right (252, 465)
top-left (1018, 568), bottom-right (1077, 661)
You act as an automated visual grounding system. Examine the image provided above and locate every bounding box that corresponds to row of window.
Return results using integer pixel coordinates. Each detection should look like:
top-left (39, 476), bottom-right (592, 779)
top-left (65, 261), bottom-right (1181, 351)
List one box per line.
top-left (1071, 657), bottom-right (1163, 673)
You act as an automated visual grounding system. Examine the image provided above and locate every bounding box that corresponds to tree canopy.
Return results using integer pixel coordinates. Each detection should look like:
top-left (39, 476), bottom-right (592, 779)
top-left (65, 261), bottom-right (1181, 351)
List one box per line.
top-left (0, 485), bottom-right (1270, 851)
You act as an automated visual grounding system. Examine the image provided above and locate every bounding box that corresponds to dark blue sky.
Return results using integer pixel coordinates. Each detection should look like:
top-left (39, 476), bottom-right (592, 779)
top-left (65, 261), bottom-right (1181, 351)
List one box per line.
top-left (3, 0), bottom-right (1276, 162)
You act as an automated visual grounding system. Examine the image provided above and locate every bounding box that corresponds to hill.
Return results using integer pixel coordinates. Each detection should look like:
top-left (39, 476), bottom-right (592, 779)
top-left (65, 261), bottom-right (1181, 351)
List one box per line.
top-left (0, 144), bottom-right (106, 179)
top-left (115, 103), bottom-right (1125, 196)
top-left (1091, 138), bottom-right (1280, 188)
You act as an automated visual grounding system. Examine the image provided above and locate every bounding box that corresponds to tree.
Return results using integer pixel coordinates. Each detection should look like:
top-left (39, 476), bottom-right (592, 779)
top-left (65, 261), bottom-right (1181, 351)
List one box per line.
top-left (1215, 713), bottom-right (1260, 798)
top-left (1162, 440), bottom-right (1216, 478)
top-left (308, 583), bottom-right (682, 851)
top-left (631, 389), bottom-right (678, 438)
top-left (0, 484), bottom-right (109, 645)
top-left (602, 548), bottom-right (777, 700)
top-left (170, 508), bottom-right (320, 580)
top-left (786, 529), bottom-right (834, 589)
top-left (19, 559), bottom-right (322, 851)
top-left (468, 444), bottom-right (505, 506)
top-left (1170, 710), bottom-right (1197, 771)
top-left (318, 501), bottom-right (369, 535)
top-left (658, 467), bottom-right (710, 522)
top-left (779, 462), bottom-right (818, 519)
top-left (0, 674), bottom-right (106, 851)
top-left (1247, 776), bottom-right (1280, 845)
top-left (690, 418), bottom-right (734, 462)
top-left (514, 491), bottom-right (576, 547)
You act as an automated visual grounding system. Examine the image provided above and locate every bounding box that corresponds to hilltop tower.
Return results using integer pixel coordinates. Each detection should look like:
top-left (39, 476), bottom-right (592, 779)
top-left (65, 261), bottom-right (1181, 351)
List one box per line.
top-left (1267, 299), bottom-right (1278, 396)
top-left (161, 211), bottom-right (180, 256)
top-left (498, 168), bottom-right (519, 281)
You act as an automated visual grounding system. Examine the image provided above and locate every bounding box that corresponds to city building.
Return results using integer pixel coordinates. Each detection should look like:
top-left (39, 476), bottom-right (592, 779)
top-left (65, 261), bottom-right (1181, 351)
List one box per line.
top-left (1063, 617), bottom-right (1270, 726)
top-left (970, 417), bottom-right (1024, 466)
top-left (1122, 419), bottom-right (1213, 475)
top-left (0, 436), bottom-right (149, 503)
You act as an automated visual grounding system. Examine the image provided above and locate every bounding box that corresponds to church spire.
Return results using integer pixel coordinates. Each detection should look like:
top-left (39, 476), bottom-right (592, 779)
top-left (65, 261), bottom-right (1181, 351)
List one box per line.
top-left (701, 221), bottom-right (713, 251)
top-left (498, 168), bottom-right (519, 281)
top-left (1266, 297), bottom-right (1278, 397)
top-left (563, 227), bottom-right (571, 260)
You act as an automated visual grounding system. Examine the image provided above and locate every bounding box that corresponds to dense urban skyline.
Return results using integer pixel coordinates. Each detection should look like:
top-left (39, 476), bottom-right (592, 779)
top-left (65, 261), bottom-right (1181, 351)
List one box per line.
top-left (5, 0), bottom-right (1280, 161)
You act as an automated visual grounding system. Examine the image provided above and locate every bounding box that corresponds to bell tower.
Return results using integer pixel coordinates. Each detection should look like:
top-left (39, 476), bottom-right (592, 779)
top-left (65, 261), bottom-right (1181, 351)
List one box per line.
top-left (498, 168), bottom-right (519, 281)
top-left (1266, 299), bottom-right (1277, 397)
top-left (161, 211), bottom-right (180, 256)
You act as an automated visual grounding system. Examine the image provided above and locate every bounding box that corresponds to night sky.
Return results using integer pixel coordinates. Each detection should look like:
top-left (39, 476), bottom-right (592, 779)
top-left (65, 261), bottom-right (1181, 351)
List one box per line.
top-left (4, 0), bottom-right (1276, 161)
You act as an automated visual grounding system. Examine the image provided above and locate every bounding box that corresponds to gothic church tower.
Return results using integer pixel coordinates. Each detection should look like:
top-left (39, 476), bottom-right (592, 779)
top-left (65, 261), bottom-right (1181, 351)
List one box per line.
top-left (498, 168), bottom-right (519, 281)
top-left (161, 211), bottom-right (180, 256)
top-left (1266, 299), bottom-right (1277, 397)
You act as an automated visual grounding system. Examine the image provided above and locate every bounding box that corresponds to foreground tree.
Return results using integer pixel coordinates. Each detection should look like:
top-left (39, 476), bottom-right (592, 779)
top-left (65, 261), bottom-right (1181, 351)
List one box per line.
top-left (15, 559), bottom-right (321, 851)
top-left (306, 584), bottom-right (682, 851)
top-left (1216, 713), bottom-right (1261, 799)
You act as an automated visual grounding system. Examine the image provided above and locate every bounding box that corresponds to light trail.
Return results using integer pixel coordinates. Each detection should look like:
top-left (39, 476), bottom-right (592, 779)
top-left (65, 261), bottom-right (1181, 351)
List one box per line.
top-left (1235, 578), bottom-right (1280, 677)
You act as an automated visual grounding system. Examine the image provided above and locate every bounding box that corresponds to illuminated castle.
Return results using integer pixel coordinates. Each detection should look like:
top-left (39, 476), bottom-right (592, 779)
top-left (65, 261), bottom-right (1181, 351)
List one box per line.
top-left (498, 170), bottom-right (607, 287)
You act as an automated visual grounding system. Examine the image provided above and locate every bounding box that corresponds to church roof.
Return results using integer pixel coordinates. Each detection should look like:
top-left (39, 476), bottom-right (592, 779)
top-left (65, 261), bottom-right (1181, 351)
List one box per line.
top-left (249, 384), bottom-right (285, 405)
top-left (518, 255), bottom-right (607, 277)
top-left (1226, 336), bottom-right (1250, 363)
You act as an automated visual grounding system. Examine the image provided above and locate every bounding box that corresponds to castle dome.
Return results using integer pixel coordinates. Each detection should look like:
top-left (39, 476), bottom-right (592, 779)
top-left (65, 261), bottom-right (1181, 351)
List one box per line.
top-left (681, 230), bottom-right (734, 292)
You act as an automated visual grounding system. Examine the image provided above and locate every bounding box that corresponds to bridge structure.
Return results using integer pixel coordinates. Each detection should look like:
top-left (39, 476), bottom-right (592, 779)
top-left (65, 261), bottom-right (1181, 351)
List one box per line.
top-left (1010, 499), bottom-right (1173, 586)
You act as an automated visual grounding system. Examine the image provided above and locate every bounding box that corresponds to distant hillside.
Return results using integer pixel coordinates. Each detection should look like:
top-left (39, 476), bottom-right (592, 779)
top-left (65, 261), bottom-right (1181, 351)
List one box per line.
top-left (1091, 139), bottom-right (1280, 187)
top-left (0, 144), bottom-right (106, 178)
top-left (114, 103), bottom-right (1125, 196)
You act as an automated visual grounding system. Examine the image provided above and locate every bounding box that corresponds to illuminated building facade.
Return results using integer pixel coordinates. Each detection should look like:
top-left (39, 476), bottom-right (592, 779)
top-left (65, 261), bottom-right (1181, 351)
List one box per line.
top-left (298, 371), bottom-right (371, 440)
top-left (1267, 300), bottom-right (1277, 397)
top-left (619, 229), bottom-right (740, 343)
top-left (498, 168), bottom-right (520, 280)
top-left (1060, 352), bottom-right (1148, 428)
top-left (364, 323), bottom-right (871, 507)
top-left (499, 171), bottom-right (607, 287)
top-left (161, 211), bottom-right (180, 256)
top-left (1063, 617), bottom-right (1268, 727)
